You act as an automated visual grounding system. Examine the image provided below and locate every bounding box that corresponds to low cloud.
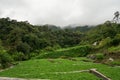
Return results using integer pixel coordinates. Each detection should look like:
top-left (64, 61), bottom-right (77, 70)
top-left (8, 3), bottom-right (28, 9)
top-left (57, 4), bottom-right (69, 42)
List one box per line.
top-left (0, 0), bottom-right (120, 26)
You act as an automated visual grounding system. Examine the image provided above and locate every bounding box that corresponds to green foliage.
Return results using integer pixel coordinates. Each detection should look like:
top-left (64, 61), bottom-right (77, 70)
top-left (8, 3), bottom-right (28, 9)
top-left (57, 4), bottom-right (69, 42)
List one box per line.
top-left (0, 50), bottom-right (13, 68)
top-left (0, 17), bottom-right (120, 63)
top-left (36, 45), bottom-right (91, 59)
top-left (0, 17), bottom-right (83, 54)
top-left (16, 42), bottom-right (31, 54)
top-left (110, 34), bottom-right (120, 46)
top-left (85, 23), bottom-right (119, 44)
top-left (95, 53), bottom-right (104, 60)
top-left (12, 52), bottom-right (28, 61)
top-left (98, 37), bottom-right (112, 48)
top-left (22, 34), bottom-right (41, 50)
top-left (44, 46), bottom-right (54, 51)
top-left (0, 40), bottom-right (13, 68)
top-left (108, 46), bottom-right (120, 52)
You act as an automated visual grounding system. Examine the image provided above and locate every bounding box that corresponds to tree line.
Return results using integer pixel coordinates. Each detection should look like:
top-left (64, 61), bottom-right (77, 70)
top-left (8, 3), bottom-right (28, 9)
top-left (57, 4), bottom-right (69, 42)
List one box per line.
top-left (0, 17), bottom-right (120, 68)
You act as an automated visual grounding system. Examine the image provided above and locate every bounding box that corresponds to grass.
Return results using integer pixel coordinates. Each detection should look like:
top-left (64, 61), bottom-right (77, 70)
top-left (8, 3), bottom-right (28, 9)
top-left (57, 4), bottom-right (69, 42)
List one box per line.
top-left (108, 60), bottom-right (120, 66)
top-left (36, 45), bottom-right (91, 59)
top-left (108, 45), bottom-right (120, 52)
top-left (0, 58), bottom-right (120, 80)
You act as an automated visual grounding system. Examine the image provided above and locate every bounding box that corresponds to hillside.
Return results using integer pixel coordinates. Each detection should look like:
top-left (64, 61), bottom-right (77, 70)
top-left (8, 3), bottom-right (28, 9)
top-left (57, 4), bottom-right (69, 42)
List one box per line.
top-left (0, 18), bottom-right (120, 64)
top-left (0, 17), bottom-right (84, 52)
top-left (0, 17), bottom-right (120, 80)
top-left (84, 22), bottom-right (120, 45)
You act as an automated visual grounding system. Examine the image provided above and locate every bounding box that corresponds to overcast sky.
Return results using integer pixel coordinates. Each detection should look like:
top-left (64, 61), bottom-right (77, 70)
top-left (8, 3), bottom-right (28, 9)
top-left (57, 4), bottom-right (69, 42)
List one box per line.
top-left (0, 0), bottom-right (120, 26)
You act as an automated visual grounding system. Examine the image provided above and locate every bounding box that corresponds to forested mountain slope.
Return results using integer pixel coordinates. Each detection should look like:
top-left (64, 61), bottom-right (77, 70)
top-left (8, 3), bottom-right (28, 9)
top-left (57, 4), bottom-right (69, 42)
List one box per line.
top-left (0, 17), bottom-right (120, 68)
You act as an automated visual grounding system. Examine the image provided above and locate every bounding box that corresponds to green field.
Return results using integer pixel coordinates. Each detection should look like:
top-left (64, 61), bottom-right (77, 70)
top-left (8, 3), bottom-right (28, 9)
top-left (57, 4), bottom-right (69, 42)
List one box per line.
top-left (0, 58), bottom-right (120, 80)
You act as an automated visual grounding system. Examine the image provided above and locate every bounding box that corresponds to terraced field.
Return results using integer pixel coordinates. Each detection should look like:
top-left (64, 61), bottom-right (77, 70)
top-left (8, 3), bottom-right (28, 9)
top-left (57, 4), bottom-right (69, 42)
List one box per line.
top-left (0, 58), bottom-right (120, 80)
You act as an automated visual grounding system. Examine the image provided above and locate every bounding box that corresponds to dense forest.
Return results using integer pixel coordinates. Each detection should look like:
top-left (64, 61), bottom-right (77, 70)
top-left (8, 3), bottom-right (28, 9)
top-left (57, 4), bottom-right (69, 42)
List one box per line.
top-left (0, 17), bottom-right (120, 68)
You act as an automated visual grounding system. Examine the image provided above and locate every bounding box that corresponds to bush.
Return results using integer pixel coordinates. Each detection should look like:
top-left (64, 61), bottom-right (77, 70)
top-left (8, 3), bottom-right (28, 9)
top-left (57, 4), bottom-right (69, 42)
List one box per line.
top-left (53, 44), bottom-right (61, 50)
top-left (110, 34), bottom-right (120, 46)
top-left (12, 52), bottom-right (28, 61)
top-left (95, 53), bottom-right (104, 60)
top-left (16, 42), bottom-right (31, 54)
top-left (0, 50), bottom-right (13, 68)
top-left (98, 37), bottom-right (112, 48)
top-left (29, 52), bottom-right (38, 59)
top-left (44, 46), bottom-right (54, 51)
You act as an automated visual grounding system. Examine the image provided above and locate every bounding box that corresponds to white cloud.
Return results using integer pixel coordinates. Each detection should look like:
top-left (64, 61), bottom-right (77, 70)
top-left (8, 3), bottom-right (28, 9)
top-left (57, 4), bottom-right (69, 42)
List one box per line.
top-left (0, 0), bottom-right (120, 26)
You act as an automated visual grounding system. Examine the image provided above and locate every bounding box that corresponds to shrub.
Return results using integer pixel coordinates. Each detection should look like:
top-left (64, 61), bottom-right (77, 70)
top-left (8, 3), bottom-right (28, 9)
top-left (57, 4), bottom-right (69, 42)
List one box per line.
top-left (44, 46), bottom-right (54, 51)
top-left (110, 34), bottom-right (120, 46)
top-left (12, 52), bottom-right (28, 61)
top-left (95, 53), bottom-right (104, 60)
top-left (98, 37), bottom-right (112, 48)
top-left (53, 44), bottom-right (61, 50)
top-left (16, 42), bottom-right (31, 54)
top-left (29, 52), bottom-right (38, 58)
top-left (0, 50), bottom-right (13, 68)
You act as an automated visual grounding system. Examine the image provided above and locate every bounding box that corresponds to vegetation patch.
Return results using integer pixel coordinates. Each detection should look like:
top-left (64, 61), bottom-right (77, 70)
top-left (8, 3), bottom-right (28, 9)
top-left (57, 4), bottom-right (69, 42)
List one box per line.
top-left (36, 45), bottom-right (91, 59)
top-left (0, 58), bottom-right (120, 80)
